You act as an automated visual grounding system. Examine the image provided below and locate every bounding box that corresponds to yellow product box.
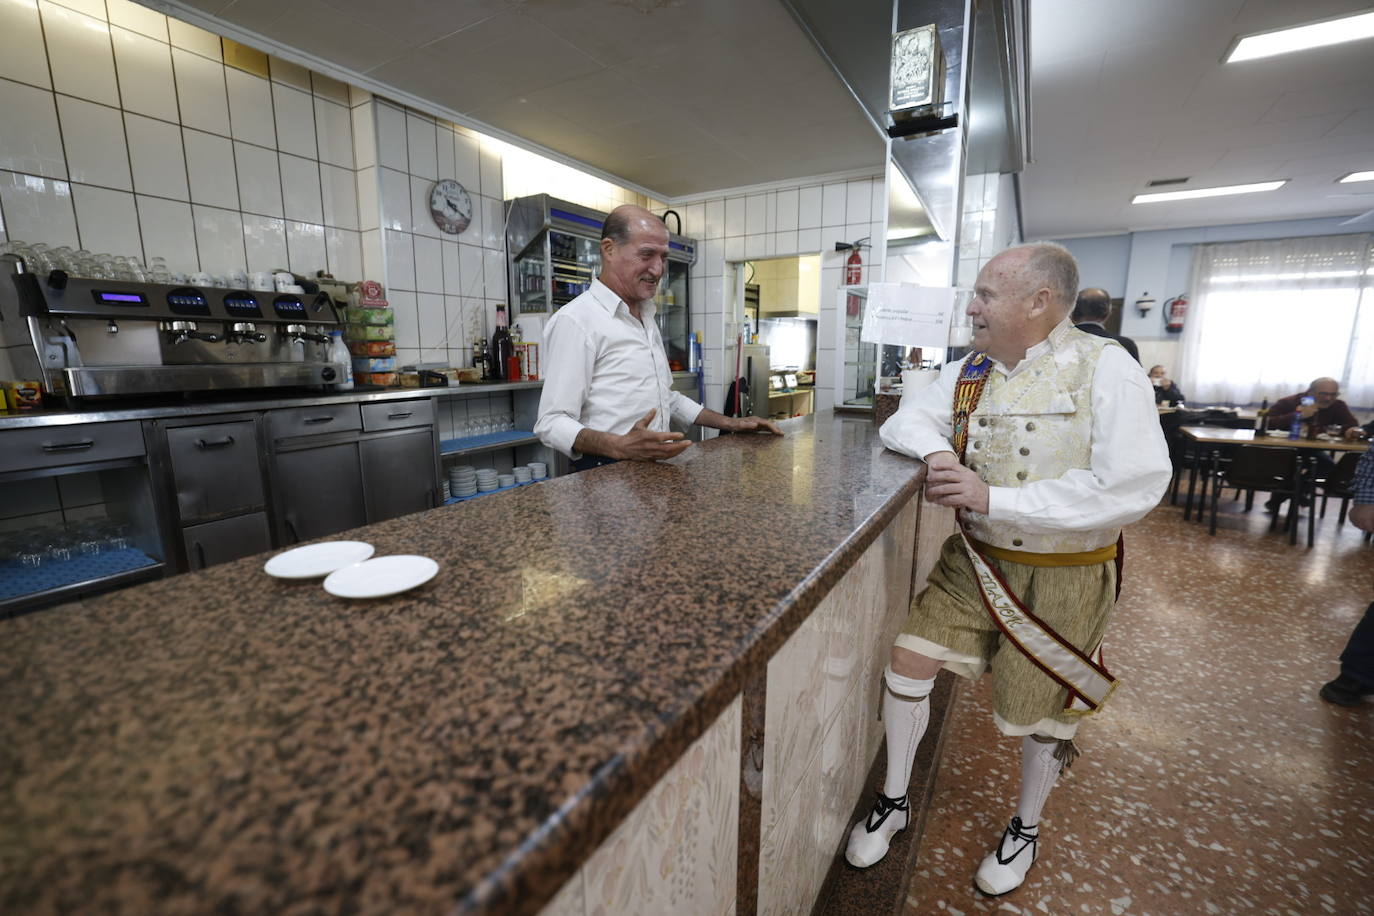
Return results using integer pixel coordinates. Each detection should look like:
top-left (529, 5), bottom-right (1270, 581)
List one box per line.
top-left (3, 380), bottom-right (43, 411)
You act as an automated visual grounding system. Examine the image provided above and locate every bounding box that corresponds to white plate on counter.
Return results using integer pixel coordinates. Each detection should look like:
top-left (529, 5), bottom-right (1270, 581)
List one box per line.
top-left (264, 541), bottom-right (375, 579)
top-left (323, 555), bottom-right (439, 599)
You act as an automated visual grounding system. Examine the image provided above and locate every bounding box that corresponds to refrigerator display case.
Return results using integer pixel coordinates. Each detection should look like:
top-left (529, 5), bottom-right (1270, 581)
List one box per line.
top-left (839, 286), bottom-right (878, 407)
top-left (505, 195), bottom-right (698, 371)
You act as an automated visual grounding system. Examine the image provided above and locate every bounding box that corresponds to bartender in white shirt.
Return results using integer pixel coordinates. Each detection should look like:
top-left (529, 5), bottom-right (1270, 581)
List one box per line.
top-left (535, 205), bottom-right (780, 470)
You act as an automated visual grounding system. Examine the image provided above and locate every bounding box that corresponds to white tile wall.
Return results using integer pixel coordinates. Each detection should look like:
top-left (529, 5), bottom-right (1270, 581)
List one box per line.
top-left (272, 82), bottom-right (316, 160)
top-left (225, 68), bottom-right (276, 148)
top-left (135, 195), bottom-right (196, 272)
top-left (57, 96), bottom-right (131, 190)
top-left (111, 26), bottom-right (179, 122)
top-left (183, 128), bottom-right (238, 210)
top-left (0, 1), bottom-right (51, 89)
top-left (234, 142), bottom-right (283, 217)
top-left (172, 48), bottom-right (229, 135)
top-left (41, 2), bottom-right (119, 107)
top-left (71, 184), bottom-right (141, 257)
top-left (125, 113), bottom-right (188, 200)
top-left (280, 153), bottom-right (323, 224)
top-left (0, 79), bottom-right (66, 179)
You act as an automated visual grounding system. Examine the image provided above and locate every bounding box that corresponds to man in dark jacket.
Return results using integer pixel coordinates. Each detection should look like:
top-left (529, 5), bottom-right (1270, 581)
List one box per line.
top-left (1072, 288), bottom-right (1140, 363)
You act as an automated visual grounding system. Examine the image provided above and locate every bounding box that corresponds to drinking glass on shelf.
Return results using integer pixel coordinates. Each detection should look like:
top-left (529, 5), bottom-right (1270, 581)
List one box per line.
top-left (147, 256), bottom-right (170, 283)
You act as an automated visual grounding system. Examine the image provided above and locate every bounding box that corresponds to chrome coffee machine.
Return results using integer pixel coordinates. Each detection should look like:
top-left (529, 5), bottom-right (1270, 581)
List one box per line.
top-left (2, 256), bottom-right (344, 399)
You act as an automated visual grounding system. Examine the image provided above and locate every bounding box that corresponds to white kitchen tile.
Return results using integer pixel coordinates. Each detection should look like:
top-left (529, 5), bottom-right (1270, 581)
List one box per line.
top-left (459, 296), bottom-right (484, 348)
top-left (379, 166), bottom-right (409, 232)
top-left (478, 137), bottom-right (501, 198)
top-left (797, 227), bottom-right (820, 253)
top-left (844, 222), bottom-right (867, 247)
top-left (351, 102), bottom-right (375, 170)
top-left (724, 235), bottom-right (743, 261)
top-left (482, 247), bottom-right (505, 300)
top-left (776, 230), bottom-right (798, 256)
top-left (268, 56), bottom-right (310, 91)
top-left (233, 142), bottom-right (282, 217)
top-left (310, 72), bottom-right (349, 106)
top-left (745, 233), bottom-right (765, 259)
top-left (821, 182), bottom-right (847, 227)
top-left (457, 242), bottom-right (483, 298)
top-left (360, 228), bottom-right (382, 282)
top-left (745, 193), bottom-right (765, 235)
top-left (167, 18), bottom-right (220, 60)
top-left (348, 85), bottom-right (371, 107)
top-left (320, 164), bottom-right (357, 230)
top-left (40, 2), bottom-right (119, 107)
top-left (461, 185), bottom-right (483, 245)
top-left (285, 220), bottom-right (325, 275)
top-left (241, 212), bottom-right (287, 273)
top-left (124, 113), bottom-right (187, 200)
top-left (47, 0), bottom-right (103, 19)
top-left (680, 202), bottom-right (702, 237)
top-left (798, 186), bottom-right (822, 229)
top-left (390, 289), bottom-right (418, 349)
top-left (443, 295), bottom-right (464, 352)
top-left (314, 97), bottom-right (352, 169)
top-left (279, 153), bottom-right (323, 224)
top-left (183, 128), bottom-right (238, 209)
top-left (435, 126), bottom-right (455, 181)
top-left (0, 0), bottom-right (52, 89)
top-left (776, 188), bottom-right (799, 233)
top-left (453, 132), bottom-right (480, 195)
top-left (0, 80), bottom-right (66, 179)
top-left (71, 184), bottom-right (142, 258)
top-left (106, 0), bottom-right (167, 40)
top-left (0, 171), bottom-right (78, 246)
top-left (324, 226), bottom-right (361, 281)
top-left (111, 25), bottom-right (179, 122)
top-left (702, 238), bottom-right (724, 277)
top-left (225, 68), bottom-right (275, 148)
top-left (441, 240), bottom-right (461, 295)
top-left (272, 83), bottom-right (316, 160)
top-left (191, 204), bottom-right (245, 273)
top-left (375, 102), bottom-right (407, 172)
top-left (725, 196), bottom-right (745, 237)
top-left (871, 180), bottom-right (887, 226)
top-left (846, 179), bottom-right (871, 225)
top-left (355, 166), bottom-right (378, 231)
top-left (135, 195), bottom-right (196, 272)
top-left (57, 96), bottom-right (131, 191)
top-left (405, 113), bottom-right (436, 181)
top-left (172, 48), bottom-right (229, 136)
top-left (481, 194), bottom-right (503, 250)
top-left (384, 228), bottom-right (414, 291)
top-left (409, 174), bottom-right (440, 238)
top-left (704, 198), bottom-right (723, 239)
top-left (412, 234), bottom-right (442, 293)
top-left (417, 291), bottom-right (446, 347)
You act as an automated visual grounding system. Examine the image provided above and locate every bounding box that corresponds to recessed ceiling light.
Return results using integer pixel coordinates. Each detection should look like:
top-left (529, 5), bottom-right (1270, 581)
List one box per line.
top-left (1131, 181), bottom-right (1287, 204)
top-left (1225, 9), bottom-right (1374, 63)
top-left (1146, 177), bottom-right (1190, 187)
top-left (1339, 170), bottom-right (1374, 183)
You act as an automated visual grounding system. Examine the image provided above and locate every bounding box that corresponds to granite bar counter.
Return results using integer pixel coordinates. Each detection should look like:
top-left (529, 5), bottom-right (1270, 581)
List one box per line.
top-left (0, 410), bottom-right (951, 915)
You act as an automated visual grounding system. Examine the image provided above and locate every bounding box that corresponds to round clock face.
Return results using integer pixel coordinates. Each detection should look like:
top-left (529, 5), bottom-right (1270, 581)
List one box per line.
top-left (429, 179), bottom-right (472, 235)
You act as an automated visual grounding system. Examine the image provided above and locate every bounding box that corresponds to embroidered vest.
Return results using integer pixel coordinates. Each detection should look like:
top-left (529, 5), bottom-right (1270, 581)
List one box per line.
top-left (961, 325), bottom-right (1118, 553)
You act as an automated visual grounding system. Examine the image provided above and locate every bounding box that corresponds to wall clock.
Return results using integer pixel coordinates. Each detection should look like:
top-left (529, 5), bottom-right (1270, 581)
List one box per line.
top-left (429, 178), bottom-right (473, 235)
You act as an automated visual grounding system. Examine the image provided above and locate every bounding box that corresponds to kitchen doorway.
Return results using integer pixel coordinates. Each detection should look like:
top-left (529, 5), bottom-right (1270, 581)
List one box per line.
top-left (732, 254), bottom-right (821, 420)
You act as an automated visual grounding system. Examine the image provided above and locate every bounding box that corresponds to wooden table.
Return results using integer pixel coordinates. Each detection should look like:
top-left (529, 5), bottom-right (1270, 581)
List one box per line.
top-left (1178, 426), bottom-right (1369, 543)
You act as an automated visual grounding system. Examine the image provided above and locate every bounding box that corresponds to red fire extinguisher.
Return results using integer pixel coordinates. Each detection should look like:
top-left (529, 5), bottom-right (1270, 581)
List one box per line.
top-left (845, 246), bottom-right (863, 285)
top-left (1164, 294), bottom-right (1188, 333)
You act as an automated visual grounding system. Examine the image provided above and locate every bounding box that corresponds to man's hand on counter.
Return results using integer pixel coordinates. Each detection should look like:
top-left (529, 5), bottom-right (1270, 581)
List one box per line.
top-left (922, 450), bottom-right (990, 514)
top-left (572, 409), bottom-right (693, 461)
top-left (723, 415), bottom-right (784, 435)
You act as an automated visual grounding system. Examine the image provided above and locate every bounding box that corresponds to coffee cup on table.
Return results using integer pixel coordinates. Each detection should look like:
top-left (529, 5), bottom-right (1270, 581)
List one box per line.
top-left (250, 271), bottom-right (273, 291)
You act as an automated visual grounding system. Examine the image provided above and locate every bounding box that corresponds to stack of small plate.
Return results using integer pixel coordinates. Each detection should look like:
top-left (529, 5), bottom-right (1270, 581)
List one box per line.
top-left (475, 468), bottom-right (499, 492)
top-left (513, 466), bottom-right (533, 484)
top-left (528, 461), bottom-right (548, 480)
top-left (497, 473), bottom-right (516, 488)
top-left (449, 465), bottom-right (478, 498)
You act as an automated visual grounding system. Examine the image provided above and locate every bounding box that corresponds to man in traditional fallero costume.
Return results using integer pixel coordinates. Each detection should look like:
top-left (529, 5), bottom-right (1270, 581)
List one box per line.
top-left (845, 242), bottom-right (1171, 895)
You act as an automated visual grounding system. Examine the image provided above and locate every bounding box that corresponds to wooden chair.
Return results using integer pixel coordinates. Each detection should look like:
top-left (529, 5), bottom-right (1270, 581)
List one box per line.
top-left (1209, 445), bottom-right (1308, 545)
top-left (1316, 452), bottom-right (1362, 528)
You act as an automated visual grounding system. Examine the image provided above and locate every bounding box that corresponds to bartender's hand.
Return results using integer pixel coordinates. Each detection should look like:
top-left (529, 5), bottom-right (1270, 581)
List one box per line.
top-left (726, 415), bottom-right (784, 435)
top-left (923, 450), bottom-right (990, 514)
top-left (613, 409), bottom-right (693, 461)
top-left (1344, 426), bottom-right (1368, 440)
top-left (1351, 503), bottom-right (1374, 533)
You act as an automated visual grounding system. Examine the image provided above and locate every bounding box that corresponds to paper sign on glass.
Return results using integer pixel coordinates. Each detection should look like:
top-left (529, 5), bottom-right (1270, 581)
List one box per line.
top-left (859, 282), bottom-right (957, 348)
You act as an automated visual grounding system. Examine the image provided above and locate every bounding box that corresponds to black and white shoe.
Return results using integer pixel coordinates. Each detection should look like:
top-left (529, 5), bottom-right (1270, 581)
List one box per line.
top-left (974, 816), bottom-right (1038, 895)
top-left (845, 792), bottom-right (909, 868)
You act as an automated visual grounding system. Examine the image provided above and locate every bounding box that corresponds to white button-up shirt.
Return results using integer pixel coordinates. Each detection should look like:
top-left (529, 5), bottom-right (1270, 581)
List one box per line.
top-left (534, 279), bottom-right (703, 458)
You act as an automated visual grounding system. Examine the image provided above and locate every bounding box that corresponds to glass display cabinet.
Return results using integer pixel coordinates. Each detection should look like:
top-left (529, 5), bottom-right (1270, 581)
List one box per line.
top-left (505, 195), bottom-right (697, 371)
top-left (839, 286), bottom-right (878, 407)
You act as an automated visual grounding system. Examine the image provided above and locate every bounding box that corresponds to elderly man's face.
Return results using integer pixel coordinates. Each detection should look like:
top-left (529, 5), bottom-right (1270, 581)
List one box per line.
top-left (967, 250), bottom-right (1042, 359)
top-left (1310, 381), bottom-right (1339, 406)
top-left (600, 217), bottom-right (668, 305)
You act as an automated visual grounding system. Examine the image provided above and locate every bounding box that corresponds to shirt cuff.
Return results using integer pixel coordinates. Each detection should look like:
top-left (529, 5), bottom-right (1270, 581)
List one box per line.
top-left (538, 416), bottom-right (585, 459)
top-left (671, 393), bottom-right (703, 427)
top-left (985, 485), bottom-right (1016, 521)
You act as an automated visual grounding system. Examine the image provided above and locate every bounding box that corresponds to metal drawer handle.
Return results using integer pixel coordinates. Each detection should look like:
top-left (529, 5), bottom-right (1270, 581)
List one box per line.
top-left (195, 435), bottom-right (235, 449)
top-left (387, 411), bottom-right (413, 420)
top-left (303, 416), bottom-right (335, 425)
top-left (42, 439), bottom-right (95, 452)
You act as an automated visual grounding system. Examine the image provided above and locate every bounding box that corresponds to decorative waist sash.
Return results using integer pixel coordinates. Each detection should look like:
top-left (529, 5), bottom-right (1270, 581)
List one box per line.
top-left (951, 353), bottom-right (1118, 716)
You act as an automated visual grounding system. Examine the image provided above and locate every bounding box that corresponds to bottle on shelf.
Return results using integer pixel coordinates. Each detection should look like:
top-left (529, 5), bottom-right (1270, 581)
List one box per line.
top-left (491, 305), bottom-right (515, 382)
top-left (473, 338), bottom-right (490, 381)
top-left (328, 330), bottom-right (354, 391)
top-left (1253, 397), bottom-right (1268, 433)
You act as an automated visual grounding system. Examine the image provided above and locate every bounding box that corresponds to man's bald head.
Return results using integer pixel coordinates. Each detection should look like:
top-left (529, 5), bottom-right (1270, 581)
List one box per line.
top-left (601, 205), bottom-right (662, 246)
top-left (1073, 287), bottom-right (1112, 324)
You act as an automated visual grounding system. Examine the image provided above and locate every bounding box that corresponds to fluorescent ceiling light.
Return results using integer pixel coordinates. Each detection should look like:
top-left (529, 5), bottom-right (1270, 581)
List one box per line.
top-left (1339, 170), bottom-right (1374, 183)
top-left (1131, 181), bottom-right (1287, 204)
top-left (1225, 9), bottom-right (1374, 63)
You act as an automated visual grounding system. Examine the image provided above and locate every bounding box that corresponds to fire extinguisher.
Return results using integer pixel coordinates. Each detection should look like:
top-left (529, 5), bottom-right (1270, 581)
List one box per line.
top-left (1164, 294), bottom-right (1188, 333)
top-left (845, 246), bottom-right (863, 285)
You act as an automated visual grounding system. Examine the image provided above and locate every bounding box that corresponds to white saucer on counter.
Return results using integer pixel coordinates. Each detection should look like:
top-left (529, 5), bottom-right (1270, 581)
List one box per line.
top-left (264, 541), bottom-right (375, 579)
top-left (323, 555), bottom-right (439, 599)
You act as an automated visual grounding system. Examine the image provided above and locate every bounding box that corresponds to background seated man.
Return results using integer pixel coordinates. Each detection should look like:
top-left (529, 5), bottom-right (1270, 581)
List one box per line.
top-left (1148, 365), bottom-right (1185, 406)
top-left (1267, 377), bottom-right (1365, 440)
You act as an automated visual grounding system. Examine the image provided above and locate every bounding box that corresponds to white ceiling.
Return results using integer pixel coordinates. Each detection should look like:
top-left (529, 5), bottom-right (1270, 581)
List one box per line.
top-left (1022, 0), bottom-right (1374, 239)
top-left (164, 0), bottom-right (885, 198)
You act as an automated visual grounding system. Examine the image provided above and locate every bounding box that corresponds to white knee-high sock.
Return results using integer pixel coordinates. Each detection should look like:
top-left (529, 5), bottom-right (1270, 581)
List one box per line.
top-left (881, 666), bottom-right (935, 799)
top-left (1016, 735), bottom-right (1064, 828)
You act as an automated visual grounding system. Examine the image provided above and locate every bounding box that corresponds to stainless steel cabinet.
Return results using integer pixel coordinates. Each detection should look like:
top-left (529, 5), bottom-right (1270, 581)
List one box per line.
top-left (182, 513), bottom-right (272, 570)
top-left (361, 429), bottom-right (436, 523)
top-left (166, 420), bottom-right (265, 521)
top-left (272, 440), bottom-right (367, 543)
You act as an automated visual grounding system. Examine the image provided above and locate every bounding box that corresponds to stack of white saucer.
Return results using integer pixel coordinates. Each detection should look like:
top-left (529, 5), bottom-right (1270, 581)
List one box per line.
top-left (513, 466), bottom-right (533, 484)
top-left (449, 465), bottom-right (477, 498)
top-left (497, 473), bottom-right (516, 488)
top-left (475, 468), bottom-right (499, 492)
top-left (528, 461), bottom-right (548, 480)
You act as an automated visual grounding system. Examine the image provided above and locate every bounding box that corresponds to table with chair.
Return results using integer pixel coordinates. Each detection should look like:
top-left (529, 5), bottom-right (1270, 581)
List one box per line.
top-left (1176, 427), bottom-right (1369, 546)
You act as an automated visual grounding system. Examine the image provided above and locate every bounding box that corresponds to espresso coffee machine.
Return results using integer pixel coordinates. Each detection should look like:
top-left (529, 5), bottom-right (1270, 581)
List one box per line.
top-left (2, 256), bottom-right (343, 400)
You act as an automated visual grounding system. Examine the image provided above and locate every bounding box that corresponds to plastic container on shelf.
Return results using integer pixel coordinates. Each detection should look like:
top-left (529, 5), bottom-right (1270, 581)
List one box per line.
top-left (329, 331), bottom-right (355, 391)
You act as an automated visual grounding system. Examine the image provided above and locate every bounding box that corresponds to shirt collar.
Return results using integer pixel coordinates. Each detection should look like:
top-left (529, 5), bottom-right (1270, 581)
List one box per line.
top-left (990, 318), bottom-right (1073, 377)
top-left (588, 278), bottom-right (656, 322)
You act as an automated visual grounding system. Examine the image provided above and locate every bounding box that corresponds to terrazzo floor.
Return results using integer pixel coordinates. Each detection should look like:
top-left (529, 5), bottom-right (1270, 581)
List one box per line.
top-left (902, 491), bottom-right (1374, 915)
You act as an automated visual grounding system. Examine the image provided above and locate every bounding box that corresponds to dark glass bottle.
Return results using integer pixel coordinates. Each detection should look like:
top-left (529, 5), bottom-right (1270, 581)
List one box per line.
top-left (490, 305), bottom-right (514, 382)
top-left (1254, 397), bottom-right (1268, 433)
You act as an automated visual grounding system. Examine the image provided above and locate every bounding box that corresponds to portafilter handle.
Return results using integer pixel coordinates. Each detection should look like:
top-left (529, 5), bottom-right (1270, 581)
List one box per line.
top-left (285, 323), bottom-right (330, 345)
top-left (228, 322), bottom-right (268, 343)
top-left (165, 320), bottom-right (222, 344)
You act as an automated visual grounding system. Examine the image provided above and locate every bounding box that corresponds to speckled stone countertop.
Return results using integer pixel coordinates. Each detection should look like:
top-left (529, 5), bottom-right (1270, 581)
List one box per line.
top-left (0, 411), bottom-right (925, 915)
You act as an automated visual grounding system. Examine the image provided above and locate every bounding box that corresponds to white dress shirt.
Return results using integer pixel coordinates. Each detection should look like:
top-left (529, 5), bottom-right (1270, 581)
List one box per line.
top-left (535, 279), bottom-right (703, 458)
top-left (879, 321), bottom-right (1171, 538)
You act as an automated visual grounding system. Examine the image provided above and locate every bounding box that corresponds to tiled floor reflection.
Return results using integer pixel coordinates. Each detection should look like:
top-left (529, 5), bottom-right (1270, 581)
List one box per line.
top-left (903, 494), bottom-right (1374, 915)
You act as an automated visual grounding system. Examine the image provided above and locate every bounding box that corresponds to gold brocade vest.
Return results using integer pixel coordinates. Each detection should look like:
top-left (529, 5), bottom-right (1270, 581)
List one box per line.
top-left (961, 324), bottom-right (1118, 554)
